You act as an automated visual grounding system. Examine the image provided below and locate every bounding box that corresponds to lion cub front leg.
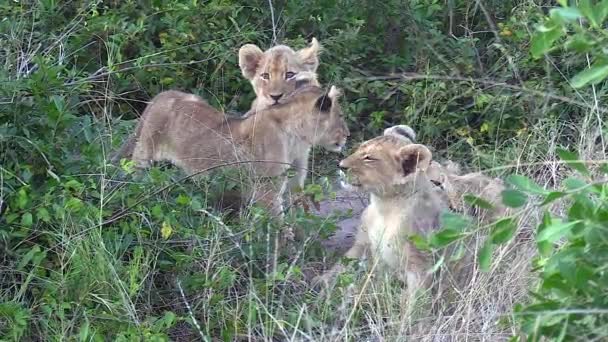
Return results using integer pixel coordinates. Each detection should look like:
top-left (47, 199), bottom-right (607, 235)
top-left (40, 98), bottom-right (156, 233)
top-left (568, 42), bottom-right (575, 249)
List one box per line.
top-left (250, 176), bottom-right (300, 244)
top-left (312, 227), bottom-right (370, 289)
top-left (250, 176), bottom-right (287, 217)
top-left (288, 156), bottom-right (308, 192)
top-left (285, 156), bottom-right (311, 208)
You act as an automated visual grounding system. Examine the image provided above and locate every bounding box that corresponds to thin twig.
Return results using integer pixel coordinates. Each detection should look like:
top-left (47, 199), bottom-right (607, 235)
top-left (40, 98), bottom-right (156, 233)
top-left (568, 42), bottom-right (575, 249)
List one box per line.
top-left (476, 0), bottom-right (524, 86)
top-left (351, 72), bottom-right (608, 114)
top-left (177, 279), bottom-right (210, 342)
top-left (100, 159), bottom-right (298, 227)
top-left (267, 0), bottom-right (277, 44)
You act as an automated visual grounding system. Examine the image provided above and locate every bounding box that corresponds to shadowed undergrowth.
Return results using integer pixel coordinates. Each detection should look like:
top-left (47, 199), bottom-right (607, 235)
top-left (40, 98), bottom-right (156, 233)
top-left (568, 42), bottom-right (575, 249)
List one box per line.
top-left (1, 1), bottom-right (607, 341)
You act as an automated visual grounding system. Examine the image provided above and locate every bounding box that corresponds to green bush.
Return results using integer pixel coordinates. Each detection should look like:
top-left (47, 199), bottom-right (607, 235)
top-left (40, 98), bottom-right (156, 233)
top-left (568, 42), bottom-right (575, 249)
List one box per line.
top-left (506, 151), bottom-right (608, 341)
top-left (2, 0), bottom-right (607, 340)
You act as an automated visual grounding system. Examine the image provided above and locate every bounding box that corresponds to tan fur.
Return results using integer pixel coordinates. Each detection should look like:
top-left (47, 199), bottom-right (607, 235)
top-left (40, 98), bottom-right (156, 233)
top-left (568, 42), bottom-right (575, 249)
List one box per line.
top-left (128, 85), bottom-right (349, 216)
top-left (429, 163), bottom-right (509, 224)
top-left (383, 124), bottom-right (507, 224)
top-left (110, 39), bottom-right (321, 164)
top-left (239, 38), bottom-right (321, 114)
top-left (314, 136), bottom-right (450, 299)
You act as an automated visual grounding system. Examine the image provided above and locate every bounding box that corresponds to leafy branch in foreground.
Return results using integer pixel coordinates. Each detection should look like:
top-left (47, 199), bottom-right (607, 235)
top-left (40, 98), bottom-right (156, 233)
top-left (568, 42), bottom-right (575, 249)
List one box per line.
top-left (420, 147), bottom-right (608, 340)
top-left (530, 0), bottom-right (608, 88)
top-left (507, 149), bottom-right (608, 341)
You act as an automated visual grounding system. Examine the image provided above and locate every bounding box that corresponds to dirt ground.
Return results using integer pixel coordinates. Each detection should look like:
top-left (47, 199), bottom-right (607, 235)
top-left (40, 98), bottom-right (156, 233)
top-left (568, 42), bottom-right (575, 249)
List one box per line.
top-left (311, 183), bottom-right (369, 254)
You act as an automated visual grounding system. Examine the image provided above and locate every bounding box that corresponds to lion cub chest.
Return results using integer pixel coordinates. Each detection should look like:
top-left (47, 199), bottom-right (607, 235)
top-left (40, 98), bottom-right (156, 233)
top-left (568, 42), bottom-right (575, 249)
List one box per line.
top-left (362, 201), bottom-right (408, 270)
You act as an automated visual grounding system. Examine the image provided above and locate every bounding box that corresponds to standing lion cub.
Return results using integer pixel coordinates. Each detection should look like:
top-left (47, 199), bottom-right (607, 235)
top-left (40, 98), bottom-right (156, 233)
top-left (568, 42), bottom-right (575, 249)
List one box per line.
top-left (111, 39), bottom-right (321, 163)
top-left (314, 134), bottom-right (450, 299)
top-left (239, 38), bottom-right (321, 114)
top-left (124, 84), bottom-right (349, 216)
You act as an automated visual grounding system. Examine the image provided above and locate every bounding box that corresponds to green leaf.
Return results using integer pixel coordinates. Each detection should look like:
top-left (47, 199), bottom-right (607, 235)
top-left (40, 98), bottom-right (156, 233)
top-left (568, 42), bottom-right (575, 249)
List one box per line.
top-left (176, 194), bottom-right (191, 206)
top-left (537, 212), bottom-right (555, 256)
top-left (64, 179), bottom-right (83, 192)
top-left (501, 189), bottom-right (528, 208)
top-left (65, 197), bottom-right (83, 212)
top-left (440, 211), bottom-right (471, 231)
top-left (579, 0), bottom-right (599, 27)
top-left (550, 7), bottom-right (583, 22)
top-left (190, 198), bottom-right (203, 211)
top-left (151, 205), bottom-right (163, 219)
top-left (21, 212), bottom-right (33, 227)
top-left (563, 177), bottom-right (588, 191)
top-left (530, 27), bottom-right (563, 59)
top-left (490, 218), bottom-right (517, 244)
top-left (36, 207), bottom-right (51, 223)
top-left (506, 174), bottom-right (548, 195)
top-left (430, 228), bottom-right (466, 248)
top-left (478, 239), bottom-right (494, 272)
top-left (409, 234), bottom-right (430, 251)
top-left (17, 189), bottom-right (28, 209)
top-left (599, 0), bottom-right (608, 24)
top-left (567, 198), bottom-right (591, 220)
top-left (571, 62), bottom-right (608, 89)
top-left (564, 35), bottom-right (594, 53)
top-left (161, 221), bottom-right (173, 240)
top-left (463, 194), bottom-right (494, 210)
top-left (557, 148), bottom-right (590, 176)
top-left (537, 219), bottom-right (581, 243)
top-left (79, 320), bottom-right (90, 342)
top-left (540, 191), bottom-right (568, 206)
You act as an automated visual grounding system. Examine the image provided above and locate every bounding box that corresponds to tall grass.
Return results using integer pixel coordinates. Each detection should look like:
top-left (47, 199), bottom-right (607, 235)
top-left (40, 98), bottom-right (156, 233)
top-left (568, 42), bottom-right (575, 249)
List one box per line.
top-left (2, 1), bottom-right (607, 341)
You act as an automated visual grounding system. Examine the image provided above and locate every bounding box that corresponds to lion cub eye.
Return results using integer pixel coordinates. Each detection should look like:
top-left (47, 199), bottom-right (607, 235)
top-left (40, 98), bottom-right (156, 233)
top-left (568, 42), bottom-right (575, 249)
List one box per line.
top-left (261, 73), bottom-right (270, 80)
top-left (285, 71), bottom-right (296, 79)
top-left (363, 155), bottom-right (376, 161)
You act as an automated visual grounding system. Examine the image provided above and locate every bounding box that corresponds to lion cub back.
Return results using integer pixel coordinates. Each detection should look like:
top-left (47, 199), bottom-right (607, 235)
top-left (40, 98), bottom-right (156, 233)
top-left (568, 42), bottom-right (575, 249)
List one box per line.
top-left (131, 90), bottom-right (240, 171)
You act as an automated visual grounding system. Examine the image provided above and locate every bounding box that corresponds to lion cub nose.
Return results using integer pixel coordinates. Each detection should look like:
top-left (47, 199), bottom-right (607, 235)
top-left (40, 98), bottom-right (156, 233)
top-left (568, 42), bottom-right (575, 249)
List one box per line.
top-left (338, 160), bottom-right (349, 170)
top-left (270, 94), bottom-right (283, 102)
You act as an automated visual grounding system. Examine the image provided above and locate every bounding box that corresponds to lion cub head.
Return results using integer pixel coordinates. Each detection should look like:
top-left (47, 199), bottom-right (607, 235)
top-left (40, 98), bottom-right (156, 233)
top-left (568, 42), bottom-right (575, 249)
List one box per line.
top-left (239, 38), bottom-right (321, 111)
top-left (293, 85), bottom-right (349, 152)
top-left (339, 135), bottom-right (432, 195)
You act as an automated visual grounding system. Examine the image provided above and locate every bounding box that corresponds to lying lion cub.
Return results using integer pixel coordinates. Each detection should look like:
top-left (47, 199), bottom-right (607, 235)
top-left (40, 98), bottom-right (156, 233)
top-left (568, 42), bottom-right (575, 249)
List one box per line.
top-left (239, 38), bottom-right (321, 114)
top-left (314, 134), bottom-right (450, 299)
top-left (384, 124), bottom-right (509, 225)
top-left (124, 85), bottom-right (349, 216)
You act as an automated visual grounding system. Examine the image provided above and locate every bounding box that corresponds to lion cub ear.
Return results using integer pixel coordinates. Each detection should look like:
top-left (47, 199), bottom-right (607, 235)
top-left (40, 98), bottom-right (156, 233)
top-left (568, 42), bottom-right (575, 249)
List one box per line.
top-left (395, 144), bottom-right (432, 176)
top-left (384, 125), bottom-right (417, 143)
top-left (315, 92), bottom-right (333, 112)
top-left (239, 44), bottom-right (264, 80)
top-left (297, 37), bottom-right (321, 72)
top-left (328, 85), bottom-right (342, 99)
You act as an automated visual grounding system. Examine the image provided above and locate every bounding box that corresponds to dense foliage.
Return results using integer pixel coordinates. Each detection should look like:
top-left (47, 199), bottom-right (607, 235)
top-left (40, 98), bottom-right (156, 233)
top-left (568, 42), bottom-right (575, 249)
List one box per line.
top-left (1, 0), bottom-right (607, 340)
